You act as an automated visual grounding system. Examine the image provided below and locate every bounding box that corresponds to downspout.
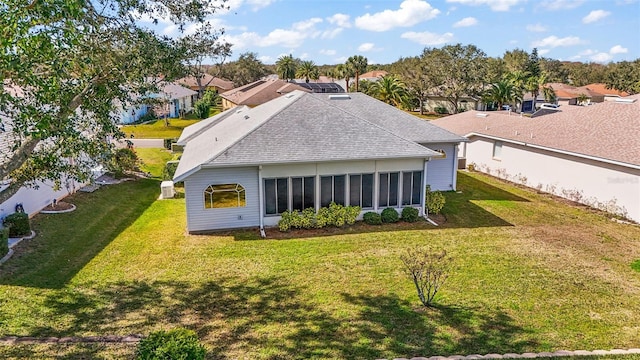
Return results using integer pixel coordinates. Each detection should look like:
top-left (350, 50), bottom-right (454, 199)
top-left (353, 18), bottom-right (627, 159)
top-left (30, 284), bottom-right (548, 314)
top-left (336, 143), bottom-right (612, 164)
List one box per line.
top-left (422, 158), bottom-right (429, 218)
top-left (258, 165), bottom-right (266, 238)
top-left (452, 144), bottom-right (459, 191)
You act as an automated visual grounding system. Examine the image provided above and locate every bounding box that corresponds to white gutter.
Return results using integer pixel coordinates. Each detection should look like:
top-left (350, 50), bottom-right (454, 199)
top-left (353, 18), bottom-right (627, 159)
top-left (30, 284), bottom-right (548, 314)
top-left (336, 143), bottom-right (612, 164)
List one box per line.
top-left (421, 158), bottom-right (429, 217)
top-left (258, 165), bottom-right (266, 238)
top-left (466, 132), bottom-right (640, 170)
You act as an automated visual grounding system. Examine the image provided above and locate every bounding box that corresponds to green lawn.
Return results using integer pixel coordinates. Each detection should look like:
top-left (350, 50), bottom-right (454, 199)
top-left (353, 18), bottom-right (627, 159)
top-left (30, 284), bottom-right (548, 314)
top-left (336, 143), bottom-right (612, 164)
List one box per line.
top-left (136, 147), bottom-right (175, 179)
top-left (121, 119), bottom-right (200, 139)
top-left (1, 171), bottom-right (639, 359)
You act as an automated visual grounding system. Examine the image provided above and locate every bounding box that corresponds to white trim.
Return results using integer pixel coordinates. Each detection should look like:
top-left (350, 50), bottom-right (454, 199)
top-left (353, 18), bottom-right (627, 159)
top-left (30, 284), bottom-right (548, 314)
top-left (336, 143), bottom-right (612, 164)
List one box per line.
top-left (466, 132), bottom-right (640, 170)
top-left (258, 165), bottom-right (264, 231)
top-left (452, 145), bottom-right (458, 191)
top-left (422, 159), bottom-right (428, 217)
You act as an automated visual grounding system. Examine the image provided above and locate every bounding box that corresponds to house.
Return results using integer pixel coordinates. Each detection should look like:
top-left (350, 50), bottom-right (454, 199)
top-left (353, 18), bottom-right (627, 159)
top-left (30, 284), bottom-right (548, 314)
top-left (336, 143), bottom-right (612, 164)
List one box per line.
top-left (546, 83), bottom-right (604, 106)
top-left (577, 83), bottom-right (629, 102)
top-left (359, 70), bottom-right (388, 81)
top-left (173, 91), bottom-right (466, 233)
top-left (423, 95), bottom-right (481, 114)
top-left (219, 79), bottom-right (311, 111)
top-left (292, 81), bottom-right (345, 93)
top-left (177, 74), bottom-right (234, 94)
top-left (119, 82), bottom-right (198, 124)
top-left (430, 96), bottom-right (640, 223)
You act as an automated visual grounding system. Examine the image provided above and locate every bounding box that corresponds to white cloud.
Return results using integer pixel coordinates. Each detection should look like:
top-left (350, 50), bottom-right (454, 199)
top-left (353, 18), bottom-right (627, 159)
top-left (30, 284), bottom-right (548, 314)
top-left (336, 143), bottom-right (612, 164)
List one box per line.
top-left (293, 18), bottom-right (323, 32)
top-left (321, 28), bottom-right (343, 39)
top-left (246, 0), bottom-right (275, 11)
top-left (453, 17), bottom-right (478, 27)
top-left (355, 0), bottom-right (440, 32)
top-left (591, 52), bottom-right (613, 63)
top-left (358, 43), bottom-right (377, 52)
top-left (445, 0), bottom-right (524, 11)
top-left (326, 13), bottom-right (351, 28)
top-left (582, 10), bottom-right (611, 23)
top-left (540, 0), bottom-right (584, 10)
top-left (538, 49), bottom-right (551, 55)
top-left (258, 55), bottom-right (273, 63)
top-left (610, 45), bottom-right (628, 54)
top-left (223, 17), bottom-right (323, 50)
top-left (299, 53), bottom-right (309, 60)
top-left (401, 31), bottom-right (454, 45)
top-left (320, 49), bottom-right (336, 56)
top-left (526, 23), bottom-right (547, 32)
top-left (531, 35), bottom-right (584, 48)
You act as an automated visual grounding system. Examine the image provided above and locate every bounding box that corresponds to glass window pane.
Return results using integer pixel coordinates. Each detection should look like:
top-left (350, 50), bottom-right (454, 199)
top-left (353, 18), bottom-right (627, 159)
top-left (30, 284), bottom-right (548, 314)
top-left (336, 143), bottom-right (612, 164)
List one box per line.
top-left (362, 174), bottom-right (373, 208)
top-left (350, 175), bottom-right (361, 207)
top-left (276, 178), bottom-right (288, 214)
top-left (265, 179), bottom-right (276, 214)
top-left (334, 175), bottom-right (345, 205)
top-left (402, 172), bottom-right (412, 205)
top-left (379, 173), bottom-right (388, 207)
top-left (292, 178), bottom-right (303, 211)
top-left (412, 171), bottom-right (423, 205)
top-left (304, 177), bottom-right (315, 209)
top-left (321, 176), bottom-right (332, 207)
top-left (389, 172), bottom-right (399, 206)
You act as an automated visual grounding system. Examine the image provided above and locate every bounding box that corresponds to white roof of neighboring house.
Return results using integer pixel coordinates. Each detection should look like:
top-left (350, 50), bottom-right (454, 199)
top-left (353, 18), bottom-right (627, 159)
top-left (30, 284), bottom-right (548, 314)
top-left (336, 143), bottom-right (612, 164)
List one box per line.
top-left (160, 83), bottom-right (197, 100)
top-left (431, 94), bottom-right (640, 168)
top-left (174, 91), bottom-right (466, 181)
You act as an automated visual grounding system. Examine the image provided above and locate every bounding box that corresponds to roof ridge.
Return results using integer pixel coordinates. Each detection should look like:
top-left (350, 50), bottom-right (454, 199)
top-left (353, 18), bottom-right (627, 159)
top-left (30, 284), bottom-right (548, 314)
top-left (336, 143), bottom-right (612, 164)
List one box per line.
top-left (205, 91), bottom-right (307, 164)
top-left (313, 93), bottom-right (445, 153)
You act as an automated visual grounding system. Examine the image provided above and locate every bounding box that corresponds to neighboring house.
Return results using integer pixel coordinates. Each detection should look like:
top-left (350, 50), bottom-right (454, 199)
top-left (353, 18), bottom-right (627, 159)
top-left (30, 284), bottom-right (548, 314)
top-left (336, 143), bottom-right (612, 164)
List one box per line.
top-left (118, 82), bottom-right (198, 124)
top-left (174, 91), bottom-right (466, 233)
top-left (219, 79), bottom-right (311, 111)
top-left (431, 95), bottom-right (640, 223)
top-left (577, 83), bottom-right (629, 102)
top-left (546, 83), bottom-right (604, 106)
top-left (292, 81), bottom-right (345, 93)
top-left (177, 74), bottom-right (234, 94)
top-left (423, 95), bottom-right (481, 114)
top-left (359, 70), bottom-right (388, 82)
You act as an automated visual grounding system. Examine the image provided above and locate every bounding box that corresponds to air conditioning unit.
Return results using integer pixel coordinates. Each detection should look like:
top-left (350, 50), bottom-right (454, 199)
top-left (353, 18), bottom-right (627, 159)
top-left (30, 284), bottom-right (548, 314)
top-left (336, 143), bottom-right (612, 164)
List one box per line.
top-left (161, 181), bottom-right (175, 199)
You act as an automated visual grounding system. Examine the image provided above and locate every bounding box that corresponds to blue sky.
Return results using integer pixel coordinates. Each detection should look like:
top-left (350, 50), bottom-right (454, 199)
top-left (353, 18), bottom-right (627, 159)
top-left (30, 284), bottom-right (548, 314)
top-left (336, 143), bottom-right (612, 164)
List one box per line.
top-left (142, 0), bottom-right (640, 65)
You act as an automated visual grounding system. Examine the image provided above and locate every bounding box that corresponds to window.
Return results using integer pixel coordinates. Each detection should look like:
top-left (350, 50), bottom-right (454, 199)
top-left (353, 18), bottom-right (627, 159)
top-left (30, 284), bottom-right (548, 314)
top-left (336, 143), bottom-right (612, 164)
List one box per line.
top-left (349, 174), bottom-right (374, 208)
top-left (434, 149), bottom-right (446, 159)
top-left (292, 176), bottom-right (315, 211)
top-left (493, 141), bottom-right (503, 160)
top-left (402, 171), bottom-right (423, 206)
top-left (204, 184), bottom-right (246, 209)
top-left (264, 178), bottom-right (288, 215)
top-left (379, 172), bottom-right (399, 207)
top-left (320, 175), bottom-right (346, 207)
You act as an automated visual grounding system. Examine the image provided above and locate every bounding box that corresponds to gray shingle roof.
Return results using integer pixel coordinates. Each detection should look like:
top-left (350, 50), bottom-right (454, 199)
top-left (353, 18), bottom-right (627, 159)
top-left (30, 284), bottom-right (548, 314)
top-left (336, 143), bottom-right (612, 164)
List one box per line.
top-left (174, 91), bottom-right (465, 181)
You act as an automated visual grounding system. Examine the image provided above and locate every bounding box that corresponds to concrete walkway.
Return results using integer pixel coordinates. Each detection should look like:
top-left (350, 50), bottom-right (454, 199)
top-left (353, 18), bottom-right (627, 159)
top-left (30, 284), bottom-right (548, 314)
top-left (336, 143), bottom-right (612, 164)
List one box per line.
top-left (379, 349), bottom-right (640, 360)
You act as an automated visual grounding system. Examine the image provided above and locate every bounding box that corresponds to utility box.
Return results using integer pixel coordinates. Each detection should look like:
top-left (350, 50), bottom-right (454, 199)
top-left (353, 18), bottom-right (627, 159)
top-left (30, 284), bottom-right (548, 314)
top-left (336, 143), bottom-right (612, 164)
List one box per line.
top-left (160, 181), bottom-right (175, 199)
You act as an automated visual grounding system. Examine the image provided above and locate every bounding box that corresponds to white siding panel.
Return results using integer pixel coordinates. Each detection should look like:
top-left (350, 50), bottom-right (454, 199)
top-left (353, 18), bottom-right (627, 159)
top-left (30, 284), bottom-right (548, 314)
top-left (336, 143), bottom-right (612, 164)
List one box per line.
top-left (0, 180), bottom-right (77, 219)
top-left (183, 167), bottom-right (259, 232)
top-left (262, 163), bottom-right (318, 178)
top-left (424, 143), bottom-right (457, 191)
top-left (375, 159), bottom-right (423, 172)
top-left (318, 161), bottom-right (376, 174)
top-left (466, 137), bottom-right (640, 223)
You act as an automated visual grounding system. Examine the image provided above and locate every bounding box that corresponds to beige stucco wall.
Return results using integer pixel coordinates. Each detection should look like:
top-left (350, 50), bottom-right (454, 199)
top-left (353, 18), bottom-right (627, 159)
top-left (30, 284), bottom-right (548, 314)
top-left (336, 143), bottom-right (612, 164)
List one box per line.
top-left (465, 137), bottom-right (640, 223)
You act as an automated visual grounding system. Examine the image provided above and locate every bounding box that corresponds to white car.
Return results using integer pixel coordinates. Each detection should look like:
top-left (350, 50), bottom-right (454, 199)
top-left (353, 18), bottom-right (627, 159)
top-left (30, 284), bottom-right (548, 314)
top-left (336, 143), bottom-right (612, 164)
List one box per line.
top-left (539, 103), bottom-right (560, 110)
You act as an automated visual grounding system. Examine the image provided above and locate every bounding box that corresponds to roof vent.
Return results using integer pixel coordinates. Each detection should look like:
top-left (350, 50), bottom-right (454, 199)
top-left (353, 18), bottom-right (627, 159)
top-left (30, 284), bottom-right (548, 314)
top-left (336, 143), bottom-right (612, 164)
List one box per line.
top-left (476, 113), bottom-right (488, 118)
top-left (615, 98), bottom-right (637, 104)
top-left (329, 94), bottom-right (351, 100)
top-left (244, 115), bottom-right (250, 120)
top-left (284, 93), bottom-right (296, 98)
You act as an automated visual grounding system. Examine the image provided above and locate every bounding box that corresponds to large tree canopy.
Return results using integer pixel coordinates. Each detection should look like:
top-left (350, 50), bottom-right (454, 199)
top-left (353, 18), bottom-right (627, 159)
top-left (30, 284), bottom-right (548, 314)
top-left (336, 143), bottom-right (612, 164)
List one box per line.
top-left (0, 0), bottom-right (229, 203)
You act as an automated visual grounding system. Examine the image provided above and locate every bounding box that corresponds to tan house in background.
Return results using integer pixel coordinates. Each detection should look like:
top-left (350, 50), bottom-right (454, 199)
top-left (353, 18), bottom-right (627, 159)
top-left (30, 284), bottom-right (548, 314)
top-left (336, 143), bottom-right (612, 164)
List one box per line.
top-left (219, 79), bottom-right (311, 111)
top-left (177, 74), bottom-right (234, 94)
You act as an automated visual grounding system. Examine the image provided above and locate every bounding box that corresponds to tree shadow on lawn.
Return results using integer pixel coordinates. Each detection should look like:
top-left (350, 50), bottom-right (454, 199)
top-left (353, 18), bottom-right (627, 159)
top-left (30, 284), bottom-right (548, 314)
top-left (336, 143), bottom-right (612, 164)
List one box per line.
top-left (0, 179), bottom-right (160, 289)
top-left (21, 277), bottom-right (537, 359)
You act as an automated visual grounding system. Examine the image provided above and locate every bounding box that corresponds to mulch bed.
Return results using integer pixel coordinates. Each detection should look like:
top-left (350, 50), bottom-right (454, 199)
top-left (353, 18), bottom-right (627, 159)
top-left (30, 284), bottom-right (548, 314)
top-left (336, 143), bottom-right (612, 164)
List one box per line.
top-left (41, 201), bottom-right (74, 212)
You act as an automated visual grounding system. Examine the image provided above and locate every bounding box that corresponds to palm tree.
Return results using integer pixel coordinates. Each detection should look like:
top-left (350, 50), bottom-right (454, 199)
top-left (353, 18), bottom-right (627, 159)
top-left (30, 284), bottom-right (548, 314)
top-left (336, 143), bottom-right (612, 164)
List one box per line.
top-left (333, 64), bottom-right (353, 92)
top-left (276, 54), bottom-right (298, 82)
top-left (346, 55), bottom-right (368, 92)
top-left (369, 75), bottom-right (408, 107)
top-left (577, 93), bottom-right (589, 106)
top-left (486, 80), bottom-right (517, 110)
top-left (295, 60), bottom-right (319, 83)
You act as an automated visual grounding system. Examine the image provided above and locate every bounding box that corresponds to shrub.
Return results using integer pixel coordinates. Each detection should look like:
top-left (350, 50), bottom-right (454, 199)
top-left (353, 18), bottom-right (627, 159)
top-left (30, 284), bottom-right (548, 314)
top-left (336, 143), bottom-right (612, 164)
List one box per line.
top-left (400, 246), bottom-right (452, 307)
top-left (194, 99), bottom-right (210, 119)
top-left (137, 109), bottom-right (156, 123)
top-left (164, 138), bottom-right (178, 150)
top-left (277, 203), bottom-right (361, 231)
top-left (3, 212), bottom-right (30, 237)
top-left (136, 328), bottom-right (205, 360)
top-left (380, 208), bottom-right (399, 223)
top-left (401, 207), bottom-right (420, 222)
top-left (278, 210), bottom-right (294, 232)
top-left (345, 205), bottom-right (361, 225)
top-left (363, 211), bottom-right (382, 225)
top-left (434, 106), bottom-right (449, 115)
top-left (109, 148), bottom-right (139, 178)
top-left (425, 185), bottom-right (446, 215)
top-left (0, 227), bottom-right (9, 258)
top-left (300, 207), bottom-right (317, 229)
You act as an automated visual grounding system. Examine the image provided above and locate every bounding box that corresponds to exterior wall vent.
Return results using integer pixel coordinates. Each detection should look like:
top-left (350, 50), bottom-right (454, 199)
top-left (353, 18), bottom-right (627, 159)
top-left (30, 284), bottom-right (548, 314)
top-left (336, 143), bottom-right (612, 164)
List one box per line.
top-left (329, 94), bottom-right (351, 100)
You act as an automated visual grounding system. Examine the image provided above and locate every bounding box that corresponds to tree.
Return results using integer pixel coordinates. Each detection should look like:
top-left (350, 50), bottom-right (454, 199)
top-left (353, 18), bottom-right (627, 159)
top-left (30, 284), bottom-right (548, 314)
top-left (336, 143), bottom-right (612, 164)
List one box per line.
top-left (503, 49), bottom-right (530, 73)
top-left (0, 0), bottom-right (229, 204)
top-left (369, 75), bottom-right (408, 107)
top-left (276, 54), bottom-right (298, 82)
top-left (295, 61), bottom-right (319, 83)
top-left (393, 56), bottom-right (435, 115)
top-left (421, 44), bottom-right (488, 113)
top-left (400, 246), bottom-right (452, 307)
top-left (219, 52), bottom-right (268, 87)
top-left (333, 64), bottom-right (354, 92)
top-left (605, 60), bottom-right (640, 95)
top-left (577, 93), bottom-right (590, 106)
top-left (346, 55), bottom-right (368, 92)
top-left (486, 80), bottom-right (519, 110)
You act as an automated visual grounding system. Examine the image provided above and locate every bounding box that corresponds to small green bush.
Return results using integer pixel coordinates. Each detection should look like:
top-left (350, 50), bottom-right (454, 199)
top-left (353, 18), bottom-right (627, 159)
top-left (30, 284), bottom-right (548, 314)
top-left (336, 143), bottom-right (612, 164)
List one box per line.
top-left (277, 203), bottom-right (361, 231)
top-left (278, 210), bottom-right (294, 232)
top-left (0, 228), bottom-right (9, 258)
top-left (363, 211), bottom-right (382, 225)
top-left (194, 99), bottom-right (210, 119)
top-left (3, 212), bottom-right (31, 237)
top-left (381, 208), bottom-right (399, 223)
top-left (434, 106), bottom-right (449, 115)
top-left (164, 138), bottom-right (178, 150)
top-left (425, 186), bottom-right (446, 214)
top-left (300, 207), bottom-right (317, 229)
top-left (109, 148), bottom-right (139, 178)
top-left (136, 328), bottom-right (205, 360)
top-left (401, 207), bottom-right (420, 222)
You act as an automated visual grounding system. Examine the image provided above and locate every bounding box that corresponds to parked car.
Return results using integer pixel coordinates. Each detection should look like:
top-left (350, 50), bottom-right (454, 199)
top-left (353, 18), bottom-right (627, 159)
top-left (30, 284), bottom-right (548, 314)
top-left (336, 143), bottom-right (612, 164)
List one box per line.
top-left (540, 103), bottom-right (560, 110)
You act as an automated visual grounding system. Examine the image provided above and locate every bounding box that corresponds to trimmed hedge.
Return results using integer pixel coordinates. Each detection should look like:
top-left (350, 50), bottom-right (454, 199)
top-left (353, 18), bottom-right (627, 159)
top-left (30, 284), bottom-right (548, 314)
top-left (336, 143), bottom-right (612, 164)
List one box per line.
top-left (3, 212), bottom-right (30, 237)
top-left (278, 203), bottom-right (361, 232)
top-left (363, 211), bottom-right (382, 225)
top-left (401, 207), bottom-right (420, 222)
top-left (136, 328), bottom-right (205, 360)
top-left (0, 228), bottom-right (9, 258)
top-left (380, 208), bottom-right (399, 223)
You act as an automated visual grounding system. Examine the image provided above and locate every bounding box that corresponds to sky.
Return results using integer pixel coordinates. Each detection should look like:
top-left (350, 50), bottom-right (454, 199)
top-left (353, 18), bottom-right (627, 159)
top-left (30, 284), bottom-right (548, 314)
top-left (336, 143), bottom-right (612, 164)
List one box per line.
top-left (141, 0), bottom-right (640, 65)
